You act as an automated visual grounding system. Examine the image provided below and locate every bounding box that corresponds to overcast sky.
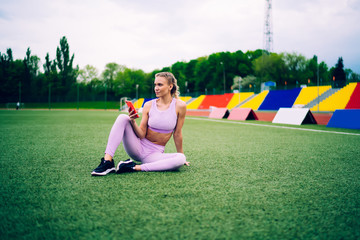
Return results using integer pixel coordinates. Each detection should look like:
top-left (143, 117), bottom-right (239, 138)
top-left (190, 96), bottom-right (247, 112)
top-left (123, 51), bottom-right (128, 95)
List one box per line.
top-left (1, 0), bottom-right (359, 74)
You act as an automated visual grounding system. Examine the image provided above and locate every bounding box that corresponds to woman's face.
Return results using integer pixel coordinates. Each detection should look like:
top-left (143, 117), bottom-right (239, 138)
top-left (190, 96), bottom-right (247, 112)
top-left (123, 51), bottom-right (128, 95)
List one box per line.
top-left (154, 76), bottom-right (172, 98)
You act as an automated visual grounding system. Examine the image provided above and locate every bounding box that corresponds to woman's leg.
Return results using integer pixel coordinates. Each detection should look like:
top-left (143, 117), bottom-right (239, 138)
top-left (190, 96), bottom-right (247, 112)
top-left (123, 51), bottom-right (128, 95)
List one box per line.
top-left (140, 152), bottom-right (187, 172)
top-left (105, 114), bottom-right (143, 161)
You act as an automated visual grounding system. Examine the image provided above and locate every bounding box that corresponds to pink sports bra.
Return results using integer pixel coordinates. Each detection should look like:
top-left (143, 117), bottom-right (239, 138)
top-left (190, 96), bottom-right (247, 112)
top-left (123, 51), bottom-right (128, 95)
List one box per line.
top-left (148, 98), bottom-right (177, 134)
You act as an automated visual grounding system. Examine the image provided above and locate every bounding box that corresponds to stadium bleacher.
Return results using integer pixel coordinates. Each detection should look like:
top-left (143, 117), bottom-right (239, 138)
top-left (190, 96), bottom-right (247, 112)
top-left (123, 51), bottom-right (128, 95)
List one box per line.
top-left (187, 95), bottom-right (206, 110)
top-left (134, 98), bottom-right (144, 108)
top-left (239, 90), bottom-right (269, 110)
top-left (345, 82), bottom-right (360, 109)
top-left (179, 96), bottom-right (192, 103)
top-left (258, 88), bottom-right (301, 111)
top-left (226, 92), bottom-right (254, 109)
top-left (198, 93), bottom-right (234, 109)
top-left (130, 82), bottom-right (359, 130)
top-left (293, 86), bottom-right (331, 106)
top-left (310, 83), bottom-right (357, 112)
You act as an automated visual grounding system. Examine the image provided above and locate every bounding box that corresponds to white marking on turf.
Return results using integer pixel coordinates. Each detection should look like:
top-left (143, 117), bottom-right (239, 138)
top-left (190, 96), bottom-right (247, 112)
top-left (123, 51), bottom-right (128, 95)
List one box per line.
top-left (187, 117), bottom-right (360, 136)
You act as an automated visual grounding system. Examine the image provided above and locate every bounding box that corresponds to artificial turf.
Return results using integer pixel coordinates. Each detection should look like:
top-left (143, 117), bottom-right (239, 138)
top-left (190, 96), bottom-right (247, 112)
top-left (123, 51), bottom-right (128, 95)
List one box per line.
top-left (0, 110), bottom-right (359, 239)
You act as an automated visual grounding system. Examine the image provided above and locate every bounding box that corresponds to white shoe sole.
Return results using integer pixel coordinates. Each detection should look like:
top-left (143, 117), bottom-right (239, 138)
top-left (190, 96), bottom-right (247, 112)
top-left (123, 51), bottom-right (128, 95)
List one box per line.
top-left (116, 159), bottom-right (133, 171)
top-left (91, 167), bottom-right (116, 176)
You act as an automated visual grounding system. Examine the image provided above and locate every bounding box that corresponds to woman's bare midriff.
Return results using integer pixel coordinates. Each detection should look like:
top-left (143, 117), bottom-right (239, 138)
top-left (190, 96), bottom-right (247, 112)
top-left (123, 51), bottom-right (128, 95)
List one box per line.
top-left (145, 128), bottom-right (172, 146)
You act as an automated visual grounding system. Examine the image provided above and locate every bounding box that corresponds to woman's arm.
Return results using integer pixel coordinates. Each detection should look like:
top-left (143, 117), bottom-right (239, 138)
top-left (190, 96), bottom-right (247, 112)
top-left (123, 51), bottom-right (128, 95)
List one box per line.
top-left (173, 100), bottom-right (187, 153)
top-left (129, 101), bottom-right (151, 139)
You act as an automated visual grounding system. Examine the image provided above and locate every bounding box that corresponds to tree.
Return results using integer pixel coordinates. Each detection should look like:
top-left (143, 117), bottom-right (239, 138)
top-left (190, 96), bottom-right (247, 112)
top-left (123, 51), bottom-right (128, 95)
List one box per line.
top-left (253, 53), bottom-right (286, 86)
top-left (348, 72), bottom-right (360, 82)
top-left (332, 57), bottom-right (346, 87)
top-left (114, 67), bottom-right (147, 98)
top-left (23, 48), bottom-right (41, 101)
top-left (0, 48), bottom-right (26, 102)
top-left (283, 52), bottom-right (307, 86)
top-left (232, 75), bottom-right (259, 91)
top-left (193, 56), bottom-right (210, 93)
top-left (78, 65), bottom-right (99, 83)
top-left (56, 36), bottom-right (77, 98)
top-left (171, 61), bottom-right (187, 94)
top-left (102, 63), bottom-right (124, 90)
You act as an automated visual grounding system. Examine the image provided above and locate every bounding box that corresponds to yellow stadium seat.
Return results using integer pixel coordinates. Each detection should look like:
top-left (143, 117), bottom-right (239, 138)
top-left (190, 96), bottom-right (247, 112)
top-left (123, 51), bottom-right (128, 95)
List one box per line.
top-left (187, 95), bottom-right (206, 109)
top-left (179, 96), bottom-right (192, 103)
top-left (294, 86), bottom-right (331, 106)
top-left (239, 90), bottom-right (269, 110)
top-left (133, 98), bottom-right (144, 109)
top-left (226, 92), bottom-right (254, 109)
top-left (311, 83), bottom-right (357, 111)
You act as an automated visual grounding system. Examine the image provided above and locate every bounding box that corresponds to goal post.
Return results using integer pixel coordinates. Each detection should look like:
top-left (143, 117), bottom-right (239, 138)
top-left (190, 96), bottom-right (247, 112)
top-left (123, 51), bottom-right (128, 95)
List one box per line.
top-left (120, 97), bottom-right (128, 112)
top-left (6, 102), bottom-right (25, 110)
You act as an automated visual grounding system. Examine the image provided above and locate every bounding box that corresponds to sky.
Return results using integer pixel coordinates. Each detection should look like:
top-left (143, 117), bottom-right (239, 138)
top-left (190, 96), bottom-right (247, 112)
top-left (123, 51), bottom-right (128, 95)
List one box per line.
top-left (1, 0), bottom-right (360, 74)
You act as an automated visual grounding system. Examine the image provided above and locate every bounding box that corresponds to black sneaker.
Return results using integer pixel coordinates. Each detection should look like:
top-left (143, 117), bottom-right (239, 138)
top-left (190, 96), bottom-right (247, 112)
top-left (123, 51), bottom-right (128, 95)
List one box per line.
top-left (91, 158), bottom-right (116, 176)
top-left (116, 159), bottom-right (136, 174)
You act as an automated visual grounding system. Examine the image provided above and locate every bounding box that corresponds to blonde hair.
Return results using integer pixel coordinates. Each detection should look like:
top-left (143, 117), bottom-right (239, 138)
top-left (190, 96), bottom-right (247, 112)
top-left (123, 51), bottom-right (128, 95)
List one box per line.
top-left (155, 72), bottom-right (180, 98)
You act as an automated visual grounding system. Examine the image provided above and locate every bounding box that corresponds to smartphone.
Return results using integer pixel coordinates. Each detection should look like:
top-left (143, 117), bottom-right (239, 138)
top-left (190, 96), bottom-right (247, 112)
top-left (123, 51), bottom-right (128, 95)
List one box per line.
top-left (126, 101), bottom-right (139, 118)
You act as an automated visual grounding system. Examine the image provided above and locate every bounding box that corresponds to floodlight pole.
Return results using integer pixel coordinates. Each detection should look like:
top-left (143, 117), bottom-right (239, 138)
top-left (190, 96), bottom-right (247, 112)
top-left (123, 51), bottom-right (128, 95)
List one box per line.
top-left (239, 77), bottom-right (241, 106)
top-left (18, 81), bottom-right (21, 105)
top-left (317, 59), bottom-right (320, 112)
top-left (220, 62), bottom-right (225, 94)
top-left (104, 82), bottom-right (107, 110)
top-left (136, 84), bottom-right (139, 100)
top-left (48, 81), bottom-right (51, 110)
top-left (77, 82), bottom-right (79, 110)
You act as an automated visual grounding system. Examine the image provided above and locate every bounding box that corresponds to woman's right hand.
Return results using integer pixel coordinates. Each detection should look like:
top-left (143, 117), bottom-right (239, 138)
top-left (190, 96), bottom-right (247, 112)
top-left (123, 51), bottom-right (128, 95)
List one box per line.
top-left (128, 109), bottom-right (138, 121)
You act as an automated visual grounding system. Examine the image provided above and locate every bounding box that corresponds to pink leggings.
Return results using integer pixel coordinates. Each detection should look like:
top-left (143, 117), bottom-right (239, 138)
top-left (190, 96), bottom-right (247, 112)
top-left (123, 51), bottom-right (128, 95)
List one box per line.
top-left (105, 114), bottom-right (186, 172)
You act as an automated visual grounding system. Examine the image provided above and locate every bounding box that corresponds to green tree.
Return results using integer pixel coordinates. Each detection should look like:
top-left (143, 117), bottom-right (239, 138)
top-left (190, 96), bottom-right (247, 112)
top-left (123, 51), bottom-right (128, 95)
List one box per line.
top-left (332, 57), bottom-right (346, 88)
top-left (56, 36), bottom-right (77, 98)
top-left (283, 52), bottom-right (308, 86)
top-left (171, 61), bottom-right (186, 95)
top-left (102, 63), bottom-right (124, 90)
top-left (23, 48), bottom-right (41, 101)
top-left (0, 48), bottom-right (26, 102)
top-left (193, 56), bottom-right (211, 93)
top-left (43, 52), bottom-right (61, 101)
top-left (78, 65), bottom-right (99, 83)
top-left (253, 52), bottom-right (286, 86)
top-left (184, 59), bottom-right (198, 94)
top-left (114, 67), bottom-right (147, 98)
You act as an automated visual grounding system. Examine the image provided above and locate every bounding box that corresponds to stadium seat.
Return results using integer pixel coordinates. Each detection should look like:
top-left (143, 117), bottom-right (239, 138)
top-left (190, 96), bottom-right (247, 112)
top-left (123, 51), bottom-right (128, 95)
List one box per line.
top-left (187, 95), bottom-right (206, 109)
top-left (294, 86), bottom-right (331, 106)
top-left (179, 96), bottom-right (192, 103)
top-left (345, 83), bottom-right (360, 109)
top-left (198, 94), bottom-right (234, 109)
top-left (259, 88), bottom-right (301, 111)
top-left (133, 98), bottom-right (144, 109)
top-left (240, 90), bottom-right (269, 110)
top-left (311, 83), bottom-right (357, 111)
top-left (226, 92), bottom-right (254, 109)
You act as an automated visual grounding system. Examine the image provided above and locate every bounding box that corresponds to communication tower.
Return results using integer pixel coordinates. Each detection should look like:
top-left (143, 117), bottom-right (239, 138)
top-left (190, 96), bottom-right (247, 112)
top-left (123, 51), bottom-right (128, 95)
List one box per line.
top-left (263, 0), bottom-right (273, 52)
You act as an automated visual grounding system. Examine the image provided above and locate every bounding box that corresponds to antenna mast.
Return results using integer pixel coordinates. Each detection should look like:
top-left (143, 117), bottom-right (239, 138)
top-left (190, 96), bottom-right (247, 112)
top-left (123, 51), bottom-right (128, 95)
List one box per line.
top-left (264, 0), bottom-right (273, 52)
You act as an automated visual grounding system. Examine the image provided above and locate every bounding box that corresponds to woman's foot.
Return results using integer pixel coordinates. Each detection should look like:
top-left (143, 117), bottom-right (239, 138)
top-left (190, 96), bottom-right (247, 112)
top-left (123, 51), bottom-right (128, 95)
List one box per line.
top-left (116, 159), bottom-right (137, 174)
top-left (91, 158), bottom-right (116, 176)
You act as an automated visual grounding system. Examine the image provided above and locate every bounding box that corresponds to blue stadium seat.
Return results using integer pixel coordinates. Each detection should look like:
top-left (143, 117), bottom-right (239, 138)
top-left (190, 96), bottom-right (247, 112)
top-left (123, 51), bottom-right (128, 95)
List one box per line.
top-left (258, 88), bottom-right (301, 110)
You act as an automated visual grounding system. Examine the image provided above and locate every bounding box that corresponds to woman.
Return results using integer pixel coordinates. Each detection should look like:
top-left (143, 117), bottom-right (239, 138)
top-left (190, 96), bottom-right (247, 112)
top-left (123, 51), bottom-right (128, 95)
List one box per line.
top-left (91, 72), bottom-right (189, 176)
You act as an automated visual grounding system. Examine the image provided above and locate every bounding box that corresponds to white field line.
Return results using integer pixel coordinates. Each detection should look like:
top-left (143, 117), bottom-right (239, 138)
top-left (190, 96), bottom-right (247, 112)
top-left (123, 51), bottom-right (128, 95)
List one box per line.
top-left (187, 117), bottom-right (360, 136)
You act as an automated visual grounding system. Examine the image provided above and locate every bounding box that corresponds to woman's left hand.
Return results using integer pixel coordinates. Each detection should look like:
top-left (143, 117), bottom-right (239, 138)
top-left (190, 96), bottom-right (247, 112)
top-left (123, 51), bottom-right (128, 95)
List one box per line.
top-left (184, 161), bottom-right (190, 166)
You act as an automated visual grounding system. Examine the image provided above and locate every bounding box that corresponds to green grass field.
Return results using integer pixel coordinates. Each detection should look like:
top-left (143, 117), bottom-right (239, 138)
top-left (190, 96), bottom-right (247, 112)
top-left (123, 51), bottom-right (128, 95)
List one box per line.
top-left (1, 110), bottom-right (359, 239)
